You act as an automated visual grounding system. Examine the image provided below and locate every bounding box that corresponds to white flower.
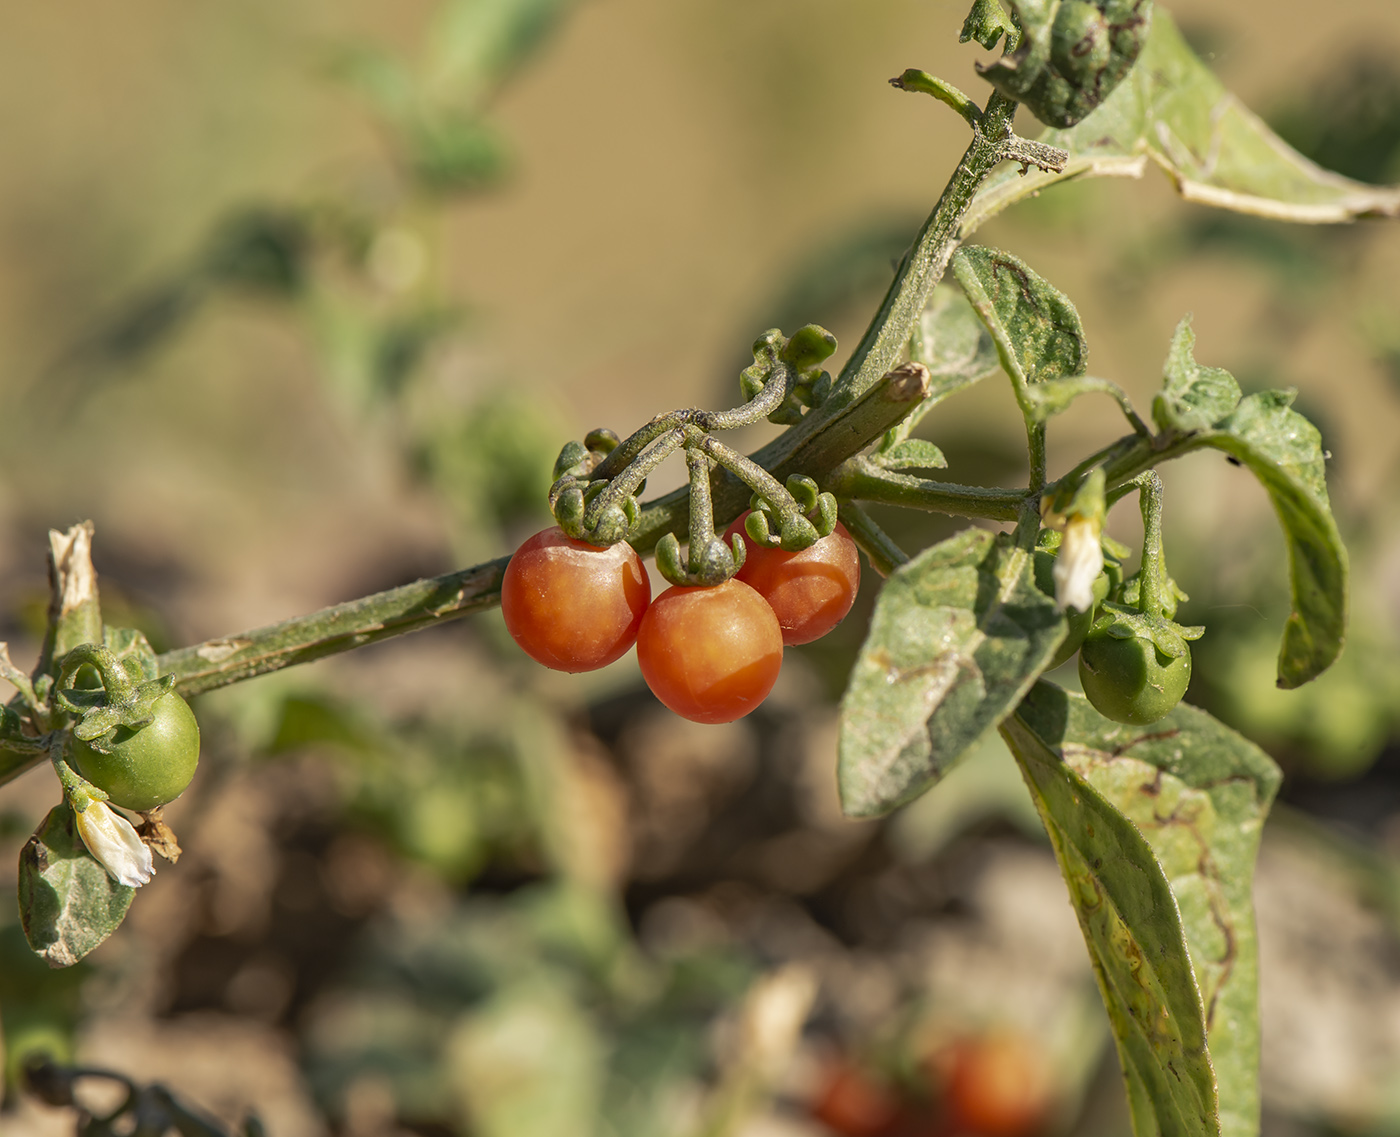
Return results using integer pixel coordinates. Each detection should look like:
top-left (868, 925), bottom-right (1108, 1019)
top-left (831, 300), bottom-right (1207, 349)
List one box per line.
top-left (74, 800), bottom-right (154, 888)
top-left (1053, 514), bottom-right (1103, 613)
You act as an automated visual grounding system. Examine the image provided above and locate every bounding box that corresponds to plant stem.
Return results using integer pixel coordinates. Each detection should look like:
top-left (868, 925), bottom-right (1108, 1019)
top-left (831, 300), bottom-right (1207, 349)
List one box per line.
top-left (825, 458), bottom-right (1027, 522)
top-left (837, 503), bottom-right (909, 577)
top-left (159, 557), bottom-right (510, 697)
top-left (1136, 471), bottom-right (1167, 616)
top-left (825, 91), bottom-right (1021, 415)
top-left (1027, 422), bottom-right (1048, 494)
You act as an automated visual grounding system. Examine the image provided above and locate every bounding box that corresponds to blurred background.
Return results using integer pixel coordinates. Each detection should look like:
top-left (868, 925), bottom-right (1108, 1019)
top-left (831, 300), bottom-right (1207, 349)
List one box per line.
top-left (1, 1), bottom-right (1399, 1134)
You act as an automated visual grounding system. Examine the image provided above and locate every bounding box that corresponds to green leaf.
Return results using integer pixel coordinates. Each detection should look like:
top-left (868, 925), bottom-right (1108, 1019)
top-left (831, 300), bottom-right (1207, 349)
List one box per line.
top-left (1144, 325), bottom-right (1345, 686)
top-left (951, 246), bottom-right (1089, 418)
top-left (1152, 318), bottom-right (1242, 434)
top-left (426, 0), bottom-right (572, 106)
top-left (965, 8), bottom-right (1400, 233)
top-left (872, 439), bottom-right (947, 471)
top-left (978, 0), bottom-right (1154, 129)
top-left (838, 528), bottom-right (1065, 818)
top-left (18, 804), bottom-right (134, 968)
top-left (1002, 682), bottom-right (1281, 1137)
top-left (1198, 392), bottom-right (1346, 687)
top-left (911, 284), bottom-right (1002, 392)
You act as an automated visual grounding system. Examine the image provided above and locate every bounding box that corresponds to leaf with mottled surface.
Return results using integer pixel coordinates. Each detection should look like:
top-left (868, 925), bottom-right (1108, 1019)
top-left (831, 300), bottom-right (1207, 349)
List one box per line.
top-left (104, 626), bottom-right (161, 682)
top-left (952, 246), bottom-right (1088, 407)
top-left (1002, 681), bottom-right (1281, 1137)
top-left (838, 529), bottom-right (1064, 817)
top-left (964, 8), bottom-right (1400, 233)
top-left (19, 803), bottom-right (134, 968)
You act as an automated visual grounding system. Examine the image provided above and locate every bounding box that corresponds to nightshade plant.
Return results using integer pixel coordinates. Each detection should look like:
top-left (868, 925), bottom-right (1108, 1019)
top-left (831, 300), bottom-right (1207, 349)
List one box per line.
top-left (3, 3), bottom-right (1397, 1135)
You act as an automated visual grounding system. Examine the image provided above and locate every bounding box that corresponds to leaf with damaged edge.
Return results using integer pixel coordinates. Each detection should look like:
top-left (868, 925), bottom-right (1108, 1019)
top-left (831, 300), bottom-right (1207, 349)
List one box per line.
top-left (960, 0), bottom-right (1017, 51)
top-left (1003, 681), bottom-right (1281, 1137)
top-left (1145, 323), bottom-right (1344, 686)
top-left (19, 803), bottom-right (135, 967)
top-left (838, 528), bottom-right (1065, 817)
top-left (964, 9), bottom-right (1400, 234)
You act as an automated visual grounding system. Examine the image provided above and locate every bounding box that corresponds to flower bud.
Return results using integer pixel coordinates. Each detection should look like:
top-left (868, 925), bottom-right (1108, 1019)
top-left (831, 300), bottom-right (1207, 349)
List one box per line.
top-left (1053, 514), bottom-right (1104, 613)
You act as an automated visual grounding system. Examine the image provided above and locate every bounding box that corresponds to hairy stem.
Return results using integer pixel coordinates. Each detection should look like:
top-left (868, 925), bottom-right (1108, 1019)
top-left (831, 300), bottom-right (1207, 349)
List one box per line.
top-left (837, 503), bottom-right (910, 577)
top-left (825, 458), bottom-right (1027, 522)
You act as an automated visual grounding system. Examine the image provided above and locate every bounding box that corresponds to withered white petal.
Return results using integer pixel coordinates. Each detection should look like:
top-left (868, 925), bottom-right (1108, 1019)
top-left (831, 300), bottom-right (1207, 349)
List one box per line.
top-left (74, 801), bottom-right (154, 888)
top-left (1053, 515), bottom-right (1103, 613)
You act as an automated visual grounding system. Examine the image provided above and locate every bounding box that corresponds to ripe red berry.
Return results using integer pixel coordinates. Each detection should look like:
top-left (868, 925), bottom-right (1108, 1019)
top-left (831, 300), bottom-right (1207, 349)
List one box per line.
top-left (501, 527), bottom-right (651, 672)
top-left (635, 578), bottom-right (783, 723)
top-left (725, 513), bottom-right (861, 645)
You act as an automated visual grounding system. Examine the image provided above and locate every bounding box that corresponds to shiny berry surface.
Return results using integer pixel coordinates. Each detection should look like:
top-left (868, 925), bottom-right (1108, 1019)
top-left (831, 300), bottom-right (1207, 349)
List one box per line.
top-left (501, 527), bottom-right (651, 672)
top-left (726, 513), bottom-right (861, 646)
top-left (636, 578), bottom-right (783, 723)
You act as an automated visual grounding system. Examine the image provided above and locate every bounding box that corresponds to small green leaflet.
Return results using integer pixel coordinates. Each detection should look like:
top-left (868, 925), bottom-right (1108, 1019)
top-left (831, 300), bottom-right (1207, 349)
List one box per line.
top-left (1002, 682), bottom-right (1281, 1137)
top-left (838, 528), bottom-right (1064, 818)
top-left (19, 803), bottom-right (135, 968)
top-left (964, 8), bottom-right (1400, 234)
top-left (1153, 318), bottom-right (1241, 435)
top-left (1152, 321), bottom-right (1346, 688)
top-left (871, 439), bottom-right (947, 472)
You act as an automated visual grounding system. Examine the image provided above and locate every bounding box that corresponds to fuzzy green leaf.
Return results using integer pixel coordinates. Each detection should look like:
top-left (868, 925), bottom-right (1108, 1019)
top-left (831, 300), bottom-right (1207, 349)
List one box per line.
top-left (873, 439), bottom-right (948, 471)
top-left (977, 0), bottom-right (1154, 129)
top-left (838, 529), bottom-right (1065, 817)
top-left (965, 9), bottom-right (1400, 233)
top-left (18, 804), bottom-right (134, 968)
top-left (911, 284), bottom-right (1004, 396)
top-left (952, 246), bottom-right (1089, 419)
top-left (1002, 682), bottom-right (1281, 1137)
top-left (1153, 318), bottom-right (1242, 434)
top-left (1197, 392), bottom-right (1346, 687)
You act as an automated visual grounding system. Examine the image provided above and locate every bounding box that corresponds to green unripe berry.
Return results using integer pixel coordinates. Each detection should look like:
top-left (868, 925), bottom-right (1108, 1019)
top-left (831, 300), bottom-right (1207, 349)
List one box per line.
top-left (1078, 631), bottom-right (1190, 726)
top-left (70, 690), bottom-right (200, 812)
